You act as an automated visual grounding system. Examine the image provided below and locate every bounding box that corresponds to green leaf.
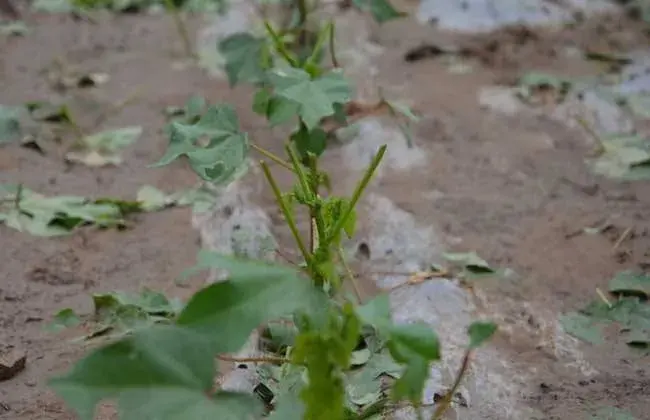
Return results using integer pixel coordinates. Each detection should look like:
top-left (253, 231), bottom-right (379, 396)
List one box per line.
top-left (0, 21), bottom-right (30, 36)
top-left (351, 0), bottom-right (405, 23)
top-left (66, 126), bottom-right (142, 167)
top-left (442, 251), bottom-right (495, 274)
top-left (0, 105), bottom-right (23, 144)
top-left (136, 185), bottom-right (169, 211)
top-left (177, 251), bottom-right (327, 353)
top-left (265, 364), bottom-right (306, 420)
top-left (560, 312), bottom-right (604, 345)
top-left (590, 406), bottom-right (637, 420)
top-left (608, 271), bottom-right (650, 299)
top-left (268, 391), bottom-right (305, 420)
top-left (0, 185), bottom-right (126, 236)
top-left (50, 325), bottom-right (264, 420)
top-left (357, 294), bottom-right (391, 330)
top-left (388, 323), bottom-right (440, 362)
top-left (467, 321), bottom-right (497, 349)
top-left (350, 348), bottom-right (372, 366)
top-left (152, 104), bottom-right (249, 185)
top-left (267, 96), bottom-right (301, 126)
top-left (346, 350), bottom-right (402, 406)
top-left (516, 72), bottom-right (572, 103)
top-left (219, 32), bottom-right (267, 86)
top-left (387, 323), bottom-right (440, 403)
top-left (291, 123), bottom-right (327, 158)
top-left (47, 308), bottom-right (81, 332)
top-left (588, 134), bottom-right (650, 181)
top-left (268, 68), bottom-right (351, 129)
top-left (32, 0), bottom-right (74, 12)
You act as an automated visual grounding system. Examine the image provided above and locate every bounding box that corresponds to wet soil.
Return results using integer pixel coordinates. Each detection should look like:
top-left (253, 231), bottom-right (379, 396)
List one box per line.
top-left (1, 5), bottom-right (649, 420)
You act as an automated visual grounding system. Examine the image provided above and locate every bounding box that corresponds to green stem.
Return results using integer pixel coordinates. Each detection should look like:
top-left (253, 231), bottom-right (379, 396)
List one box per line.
top-left (286, 142), bottom-right (318, 253)
top-left (305, 21), bottom-right (332, 69)
top-left (264, 20), bottom-right (299, 67)
top-left (432, 350), bottom-right (472, 419)
top-left (285, 142), bottom-right (314, 204)
top-left (163, 0), bottom-right (195, 59)
top-left (307, 155), bottom-right (326, 253)
top-left (325, 145), bottom-right (386, 245)
top-left (338, 247), bottom-right (362, 303)
top-left (251, 143), bottom-right (294, 172)
top-left (260, 161), bottom-right (311, 265)
top-left (296, 0), bottom-right (308, 48)
top-left (329, 21), bottom-right (339, 67)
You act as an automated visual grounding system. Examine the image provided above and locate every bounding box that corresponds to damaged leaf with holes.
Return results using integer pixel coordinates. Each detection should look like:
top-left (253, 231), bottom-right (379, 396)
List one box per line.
top-left (153, 104), bottom-right (249, 184)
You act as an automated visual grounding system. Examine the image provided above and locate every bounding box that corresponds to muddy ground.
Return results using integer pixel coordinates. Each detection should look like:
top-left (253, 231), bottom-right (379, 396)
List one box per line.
top-left (1, 4), bottom-right (649, 420)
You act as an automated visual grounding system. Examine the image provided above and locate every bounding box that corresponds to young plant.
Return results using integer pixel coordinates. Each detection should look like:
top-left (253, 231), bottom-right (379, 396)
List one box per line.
top-left (49, 5), bottom-right (497, 420)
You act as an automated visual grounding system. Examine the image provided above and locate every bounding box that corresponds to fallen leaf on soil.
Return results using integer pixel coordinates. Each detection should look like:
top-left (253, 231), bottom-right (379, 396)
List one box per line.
top-left (0, 348), bottom-right (26, 381)
top-left (442, 251), bottom-right (495, 275)
top-left (136, 185), bottom-right (170, 211)
top-left (562, 272), bottom-right (650, 349)
top-left (47, 308), bottom-right (81, 332)
top-left (608, 271), bottom-right (650, 299)
top-left (66, 126), bottom-right (142, 167)
top-left (345, 349), bottom-right (402, 408)
top-left (0, 20), bottom-right (28, 36)
top-left (0, 184), bottom-right (189, 236)
top-left (28, 102), bottom-right (74, 123)
top-left (0, 184), bottom-right (126, 236)
top-left (516, 72), bottom-right (572, 105)
top-left (560, 312), bottom-right (605, 345)
top-left (351, 0), bottom-right (405, 23)
top-left (587, 134), bottom-right (650, 181)
top-left (590, 406), bottom-right (637, 420)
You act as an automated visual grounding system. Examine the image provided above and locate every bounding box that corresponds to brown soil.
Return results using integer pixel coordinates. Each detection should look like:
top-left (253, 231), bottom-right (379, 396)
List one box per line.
top-left (1, 6), bottom-right (649, 420)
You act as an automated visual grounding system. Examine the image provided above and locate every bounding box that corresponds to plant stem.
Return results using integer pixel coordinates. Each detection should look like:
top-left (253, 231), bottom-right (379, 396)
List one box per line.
top-left (338, 247), bottom-right (362, 302)
top-left (286, 143), bottom-right (321, 255)
top-left (326, 145), bottom-right (386, 245)
top-left (163, 0), bottom-right (195, 59)
top-left (305, 20), bottom-right (332, 69)
top-left (432, 350), bottom-right (472, 419)
top-left (264, 20), bottom-right (299, 67)
top-left (329, 21), bottom-right (339, 67)
top-left (296, 0), bottom-right (309, 48)
top-left (260, 161), bottom-right (311, 265)
top-left (285, 143), bottom-right (313, 205)
top-left (251, 143), bottom-right (294, 172)
top-left (306, 154), bottom-right (325, 253)
top-left (218, 355), bottom-right (287, 364)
